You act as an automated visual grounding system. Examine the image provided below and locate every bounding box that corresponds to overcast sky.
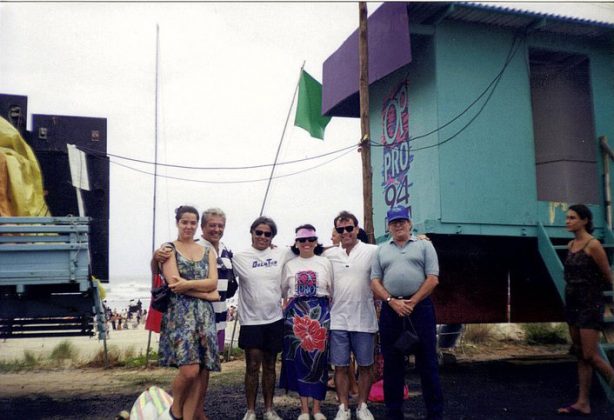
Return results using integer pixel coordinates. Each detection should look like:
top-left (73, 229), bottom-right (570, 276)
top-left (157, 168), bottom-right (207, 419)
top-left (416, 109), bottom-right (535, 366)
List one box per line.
top-left (1, 2), bottom-right (613, 280)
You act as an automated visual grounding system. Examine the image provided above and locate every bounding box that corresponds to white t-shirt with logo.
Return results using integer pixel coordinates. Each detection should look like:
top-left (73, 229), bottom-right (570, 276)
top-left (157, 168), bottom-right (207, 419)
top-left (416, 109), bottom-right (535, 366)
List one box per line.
top-left (232, 246), bottom-right (294, 325)
top-left (323, 241), bottom-right (379, 333)
top-left (282, 255), bottom-right (333, 299)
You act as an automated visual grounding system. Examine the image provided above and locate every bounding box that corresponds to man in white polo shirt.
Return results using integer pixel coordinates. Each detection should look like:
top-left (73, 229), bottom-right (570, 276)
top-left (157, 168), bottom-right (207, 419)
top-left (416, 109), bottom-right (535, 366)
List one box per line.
top-left (232, 216), bottom-right (293, 420)
top-left (323, 211), bottom-right (377, 420)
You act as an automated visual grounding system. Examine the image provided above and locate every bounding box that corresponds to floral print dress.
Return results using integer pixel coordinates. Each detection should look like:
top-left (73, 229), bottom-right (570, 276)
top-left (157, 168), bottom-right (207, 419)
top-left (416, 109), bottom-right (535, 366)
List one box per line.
top-left (279, 256), bottom-right (332, 400)
top-left (159, 246), bottom-right (220, 371)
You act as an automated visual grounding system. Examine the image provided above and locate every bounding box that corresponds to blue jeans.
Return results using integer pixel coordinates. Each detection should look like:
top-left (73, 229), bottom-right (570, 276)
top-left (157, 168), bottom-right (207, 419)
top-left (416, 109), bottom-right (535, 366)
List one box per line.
top-left (380, 296), bottom-right (443, 420)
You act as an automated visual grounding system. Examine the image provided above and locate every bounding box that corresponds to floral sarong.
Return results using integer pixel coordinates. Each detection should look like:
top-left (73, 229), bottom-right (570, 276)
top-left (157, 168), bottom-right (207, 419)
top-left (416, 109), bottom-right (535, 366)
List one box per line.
top-left (279, 296), bottom-right (330, 400)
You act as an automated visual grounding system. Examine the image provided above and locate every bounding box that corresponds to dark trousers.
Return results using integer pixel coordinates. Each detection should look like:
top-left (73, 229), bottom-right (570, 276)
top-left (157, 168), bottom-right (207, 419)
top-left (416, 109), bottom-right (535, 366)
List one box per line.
top-left (380, 296), bottom-right (443, 420)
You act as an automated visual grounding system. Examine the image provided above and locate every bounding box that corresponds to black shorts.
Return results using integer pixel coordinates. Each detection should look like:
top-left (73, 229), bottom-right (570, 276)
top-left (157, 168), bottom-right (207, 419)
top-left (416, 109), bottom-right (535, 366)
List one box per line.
top-left (565, 290), bottom-right (605, 330)
top-left (565, 303), bottom-right (604, 330)
top-left (239, 318), bottom-right (284, 353)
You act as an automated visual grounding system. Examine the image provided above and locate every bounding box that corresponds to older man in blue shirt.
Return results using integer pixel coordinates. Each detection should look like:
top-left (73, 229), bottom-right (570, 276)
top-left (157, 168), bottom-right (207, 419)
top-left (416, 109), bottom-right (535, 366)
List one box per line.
top-left (371, 206), bottom-right (443, 420)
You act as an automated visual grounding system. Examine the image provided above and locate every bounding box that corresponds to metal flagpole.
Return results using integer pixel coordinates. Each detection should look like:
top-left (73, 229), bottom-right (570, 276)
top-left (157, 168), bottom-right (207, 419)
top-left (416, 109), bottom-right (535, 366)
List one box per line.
top-left (227, 62), bottom-right (306, 357)
top-left (259, 61), bottom-right (305, 217)
top-left (145, 23), bottom-right (160, 368)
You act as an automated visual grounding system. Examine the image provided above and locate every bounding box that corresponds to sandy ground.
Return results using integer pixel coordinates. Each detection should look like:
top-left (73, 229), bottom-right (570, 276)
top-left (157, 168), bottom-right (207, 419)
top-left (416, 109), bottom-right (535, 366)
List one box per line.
top-left (2, 324), bottom-right (613, 419)
top-left (2, 346), bottom-right (613, 419)
top-left (0, 322), bottom-right (242, 362)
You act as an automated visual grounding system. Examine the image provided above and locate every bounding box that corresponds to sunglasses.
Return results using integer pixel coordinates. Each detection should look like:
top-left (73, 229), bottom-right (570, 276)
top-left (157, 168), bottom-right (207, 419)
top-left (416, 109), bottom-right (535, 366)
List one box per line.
top-left (254, 229), bottom-right (272, 238)
top-left (297, 237), bottom-right (317, 243)
top-left (335, 226), bottom-right (355, 234)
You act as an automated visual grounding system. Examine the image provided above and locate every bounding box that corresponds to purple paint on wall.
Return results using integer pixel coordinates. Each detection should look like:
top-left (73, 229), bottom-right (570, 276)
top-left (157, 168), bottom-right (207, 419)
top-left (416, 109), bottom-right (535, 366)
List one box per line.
top-left (322, 2), bottom-right (412, 118)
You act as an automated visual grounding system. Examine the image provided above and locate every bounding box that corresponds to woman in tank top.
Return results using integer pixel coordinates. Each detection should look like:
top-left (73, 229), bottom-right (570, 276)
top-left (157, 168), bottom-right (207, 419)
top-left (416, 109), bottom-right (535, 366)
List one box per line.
top-left (557, 204), bottom-right (614, 416)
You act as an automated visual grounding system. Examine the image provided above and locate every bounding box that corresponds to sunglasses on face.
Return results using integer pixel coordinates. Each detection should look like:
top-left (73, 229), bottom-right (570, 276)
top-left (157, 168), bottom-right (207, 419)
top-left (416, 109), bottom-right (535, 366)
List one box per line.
top-left (254, 229), bottom-right (272, 238)
top-left (297, 237), bottom-right (317, 243)
top-left (335, 226), bottom-right (355, 234)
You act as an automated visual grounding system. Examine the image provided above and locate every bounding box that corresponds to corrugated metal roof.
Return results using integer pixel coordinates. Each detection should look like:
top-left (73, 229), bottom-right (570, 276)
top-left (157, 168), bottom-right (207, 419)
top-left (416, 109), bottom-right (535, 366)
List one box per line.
top-left (406, 2), bottom-right (614, 41)
top-left (465, 2), bottom-right (614, 28)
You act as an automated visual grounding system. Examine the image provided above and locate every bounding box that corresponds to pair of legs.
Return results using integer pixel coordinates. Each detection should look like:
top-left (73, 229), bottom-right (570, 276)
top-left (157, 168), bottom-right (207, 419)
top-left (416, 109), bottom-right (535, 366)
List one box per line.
top-left (170, 364), bottom-right (210, 420)
top-left (380, 298), bottom-right (443, 420)
top-left (335, 364), bottom-right (372, 408)
top-left (245, 347), bottom-right (277, 412)
top-left (559, 325), bottom-right (614, 415)
top-left (329, 330), bottom-right (375, 409)
top-left (328, 357), bottom-right (359, 397)
top-left (299, 396), bottom-right (323, 416)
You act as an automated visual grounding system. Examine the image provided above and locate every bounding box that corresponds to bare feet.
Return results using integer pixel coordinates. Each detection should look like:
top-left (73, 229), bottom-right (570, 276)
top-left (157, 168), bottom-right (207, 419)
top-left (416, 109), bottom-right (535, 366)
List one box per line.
top-left (557, 403), bottom-right (590, 416)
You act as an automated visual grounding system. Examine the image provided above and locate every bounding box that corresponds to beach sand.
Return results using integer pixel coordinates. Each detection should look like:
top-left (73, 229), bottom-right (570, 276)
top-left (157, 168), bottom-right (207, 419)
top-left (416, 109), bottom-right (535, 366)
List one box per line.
top-left (0, 322), bottom-right (241, 362)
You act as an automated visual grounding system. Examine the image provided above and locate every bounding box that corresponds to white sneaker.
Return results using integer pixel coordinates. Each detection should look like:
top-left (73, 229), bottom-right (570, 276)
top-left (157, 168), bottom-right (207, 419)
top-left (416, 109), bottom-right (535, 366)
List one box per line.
top-left (334, 404), bottom-right (351, 420)
top-left (242, 410), bottom-right (257, 420)
top-left (297, 413), bottom-right (311, 420)
top-left (356, 402), bottom-right (375, 420)
top-left (313, 413), bottom-right (327, 420)
top-left (263, 410), bottom-right (283, 420)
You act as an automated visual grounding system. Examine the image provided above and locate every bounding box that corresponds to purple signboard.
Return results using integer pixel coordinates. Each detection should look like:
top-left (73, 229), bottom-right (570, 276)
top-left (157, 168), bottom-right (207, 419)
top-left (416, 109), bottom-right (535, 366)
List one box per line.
top-left (322, 2), bottom-right (412, 117)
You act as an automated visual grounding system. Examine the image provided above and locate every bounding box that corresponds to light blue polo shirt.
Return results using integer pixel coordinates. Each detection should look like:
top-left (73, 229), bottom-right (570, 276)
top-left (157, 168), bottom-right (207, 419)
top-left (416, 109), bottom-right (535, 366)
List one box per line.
top-left (371, 235), bottom-right (439, 297)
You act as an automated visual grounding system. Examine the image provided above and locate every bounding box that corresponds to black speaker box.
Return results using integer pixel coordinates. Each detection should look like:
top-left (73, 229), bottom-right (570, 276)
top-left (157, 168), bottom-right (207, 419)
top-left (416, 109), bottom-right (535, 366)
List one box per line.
top-left (0, 94), bottom-right (28, 137)
top-left (30, 114), bottom-right (107, 154)
top-left (29, 115), bottom-right (110, 281)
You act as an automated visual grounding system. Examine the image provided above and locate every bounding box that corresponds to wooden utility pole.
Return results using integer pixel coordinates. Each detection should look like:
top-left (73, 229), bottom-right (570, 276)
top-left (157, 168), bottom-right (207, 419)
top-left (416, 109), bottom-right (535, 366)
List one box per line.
top-left (359, 2), bottom-right (375, 243)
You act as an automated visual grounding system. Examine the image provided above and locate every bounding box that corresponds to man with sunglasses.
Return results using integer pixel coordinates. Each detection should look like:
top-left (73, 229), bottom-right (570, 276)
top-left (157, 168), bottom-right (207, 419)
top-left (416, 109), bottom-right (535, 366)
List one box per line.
top-left (323, 211), bottom-right (379, 420)
top-left (232, 216), bottom-right (293, 420)
top-left (371, 206), bottom-right (443, 420)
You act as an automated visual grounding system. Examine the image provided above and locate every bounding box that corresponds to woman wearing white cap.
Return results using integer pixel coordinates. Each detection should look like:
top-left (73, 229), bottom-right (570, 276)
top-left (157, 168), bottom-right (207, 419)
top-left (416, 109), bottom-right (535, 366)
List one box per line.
top-left (280, 224), bottom-right (334, 420)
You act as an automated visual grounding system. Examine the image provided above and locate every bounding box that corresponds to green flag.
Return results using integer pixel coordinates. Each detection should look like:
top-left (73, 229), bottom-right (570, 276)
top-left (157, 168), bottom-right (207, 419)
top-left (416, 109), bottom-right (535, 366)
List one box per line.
top-left (294, 70), bottom-right (332, 140)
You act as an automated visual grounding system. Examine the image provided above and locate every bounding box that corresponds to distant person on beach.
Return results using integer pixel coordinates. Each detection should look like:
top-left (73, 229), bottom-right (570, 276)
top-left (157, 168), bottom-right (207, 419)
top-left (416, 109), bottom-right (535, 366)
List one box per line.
top-left (371, 206), bottom-right (443, 420)
top-left (232, 216), bottom-right (293, 420)
top-left (323, 210), bottom-right (378, 420)
top-left (280, 224), bottom-right (333, 420)
top-left (155, 207), bottom-right (238, 354)
top-left (158, 205), bottom-right (220, 420)
top-left (557, 204), bottom-right (614, 416)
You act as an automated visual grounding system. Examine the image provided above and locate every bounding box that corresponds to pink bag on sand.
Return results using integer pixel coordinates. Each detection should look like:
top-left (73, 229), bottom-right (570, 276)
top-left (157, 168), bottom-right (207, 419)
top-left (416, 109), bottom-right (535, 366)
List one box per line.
top-left (368, 379), bottom-right (409, 403)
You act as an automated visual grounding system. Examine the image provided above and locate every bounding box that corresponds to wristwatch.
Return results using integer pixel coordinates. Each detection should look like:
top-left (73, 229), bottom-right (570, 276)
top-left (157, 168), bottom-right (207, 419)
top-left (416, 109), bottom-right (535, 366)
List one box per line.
top-left (386, 295), bottom-right (393, 303)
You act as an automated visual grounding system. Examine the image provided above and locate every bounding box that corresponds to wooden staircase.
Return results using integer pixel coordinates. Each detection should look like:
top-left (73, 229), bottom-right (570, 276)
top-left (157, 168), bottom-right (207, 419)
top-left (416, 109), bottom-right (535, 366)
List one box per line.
top-left (537, 222), bottom-right (614, 402)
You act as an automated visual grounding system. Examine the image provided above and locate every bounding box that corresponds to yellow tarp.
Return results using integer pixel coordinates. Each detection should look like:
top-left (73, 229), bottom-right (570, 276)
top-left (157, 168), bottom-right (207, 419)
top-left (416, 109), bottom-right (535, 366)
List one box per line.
top-left (0, 116), bottom-right (50, 216)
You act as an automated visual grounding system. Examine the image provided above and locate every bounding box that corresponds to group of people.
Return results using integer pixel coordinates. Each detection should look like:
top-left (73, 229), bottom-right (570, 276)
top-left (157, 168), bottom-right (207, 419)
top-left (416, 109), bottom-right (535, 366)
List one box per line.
top-left (151, 205), bottom-right (442, 420)
top-left (150, 202), bottom-right (614, 420)
top-left (102, 301), bottom-right (146, 334)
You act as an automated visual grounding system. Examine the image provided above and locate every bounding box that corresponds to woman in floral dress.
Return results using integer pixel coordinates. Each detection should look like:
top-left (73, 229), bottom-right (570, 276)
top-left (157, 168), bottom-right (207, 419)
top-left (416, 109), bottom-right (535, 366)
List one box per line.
top-left (159, 205), bottom-right (220, 420)
top-left (280, 224), bottom-right (333, 420)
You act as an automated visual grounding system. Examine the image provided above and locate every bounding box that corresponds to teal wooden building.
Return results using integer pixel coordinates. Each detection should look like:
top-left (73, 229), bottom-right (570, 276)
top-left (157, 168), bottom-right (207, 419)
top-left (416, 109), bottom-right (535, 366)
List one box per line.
top-left (323, 2), bottom-right (614, 323)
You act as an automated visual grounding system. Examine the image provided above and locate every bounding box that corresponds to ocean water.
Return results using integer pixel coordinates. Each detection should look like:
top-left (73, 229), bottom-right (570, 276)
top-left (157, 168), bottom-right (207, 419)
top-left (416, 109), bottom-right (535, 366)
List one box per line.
top-left (101, 276), bottom-right (151, 312)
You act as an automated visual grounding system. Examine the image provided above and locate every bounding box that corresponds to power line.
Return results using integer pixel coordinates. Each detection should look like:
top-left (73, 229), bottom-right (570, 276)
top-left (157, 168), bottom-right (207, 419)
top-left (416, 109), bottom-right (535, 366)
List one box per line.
top-left (412, 36), bottom-right (525, 152)
top-left (72, 33), bottom-right (523, 179)
top-left (106, 146), bottom-right (356, 184)
top-left (66, 31), bottom-right (524, 185)
top-left (370, 32), bottom-right (523, 150)
top-left (77, 142), bottom-right (358, 171)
